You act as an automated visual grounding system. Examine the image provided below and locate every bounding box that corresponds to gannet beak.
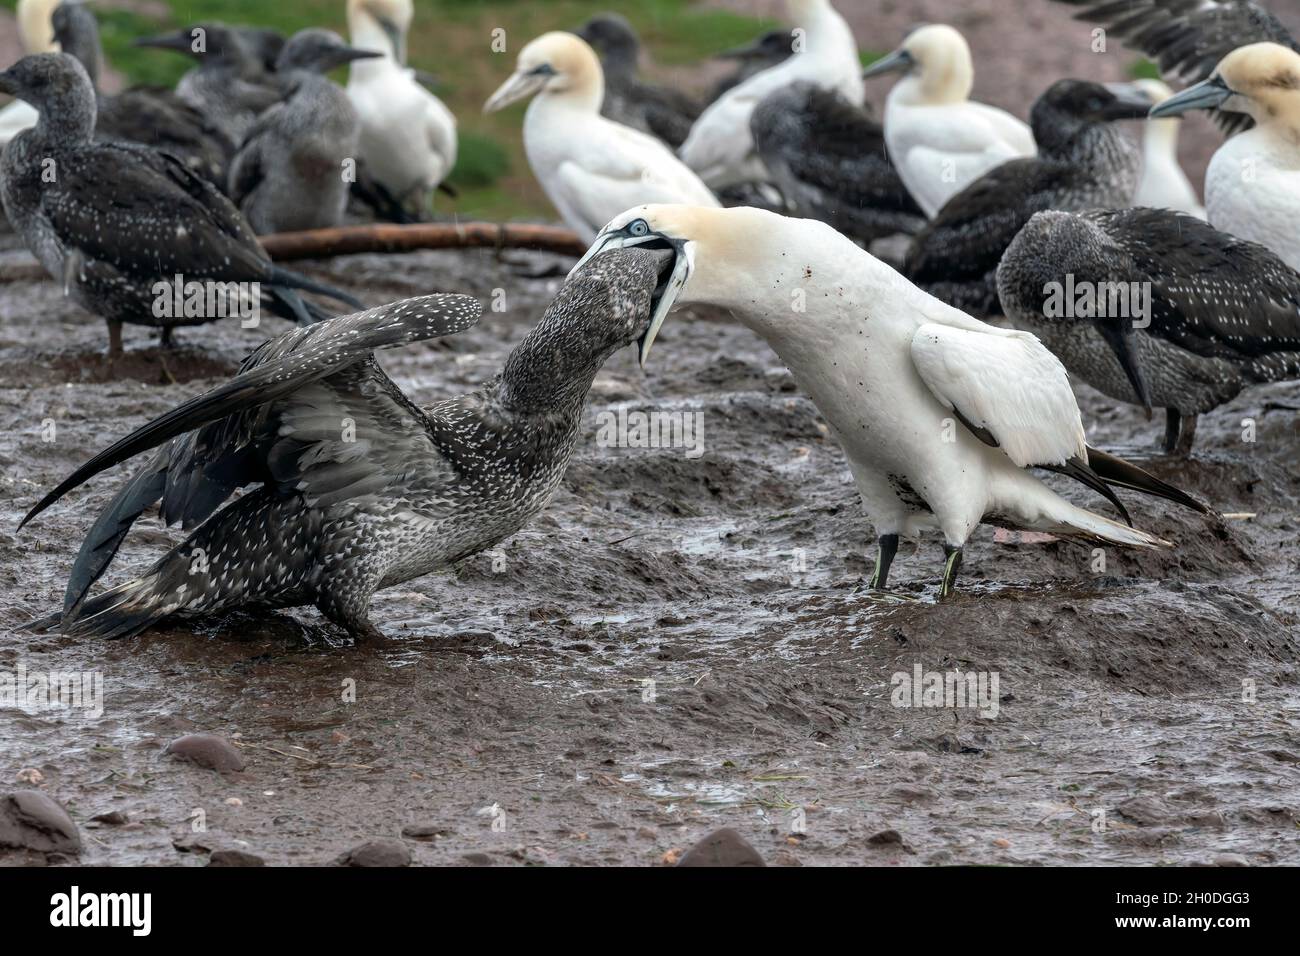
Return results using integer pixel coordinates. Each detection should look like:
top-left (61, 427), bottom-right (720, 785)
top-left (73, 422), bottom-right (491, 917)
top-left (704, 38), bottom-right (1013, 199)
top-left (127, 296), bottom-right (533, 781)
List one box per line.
top-left (1149, 76), bottom-right (1232, 118)
top-left (134, 32), bottom-right (194, 53)
top-left (715, 37), bottom-right (771, 60)
top-left (336, 46), bottom-right (386, 67)
top-left (1097, 322), bottom-right (1154, 418)
top-left (862, 48), bottom-right (913, 80)
top-left (1100, 82), bottom-right (1162, 120)
top-left (484, 67), bottom-right (552, 112)
top-left (572, 228), bottom-right (695, 368)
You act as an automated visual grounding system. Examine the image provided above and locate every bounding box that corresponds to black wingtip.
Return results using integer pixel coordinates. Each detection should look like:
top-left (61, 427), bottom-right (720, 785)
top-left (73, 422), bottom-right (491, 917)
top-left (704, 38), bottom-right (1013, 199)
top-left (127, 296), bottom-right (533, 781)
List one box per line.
top-left (1086, 446), bottom-right (1214, 517)
top-left (269, 266), bottom-right (365, 311)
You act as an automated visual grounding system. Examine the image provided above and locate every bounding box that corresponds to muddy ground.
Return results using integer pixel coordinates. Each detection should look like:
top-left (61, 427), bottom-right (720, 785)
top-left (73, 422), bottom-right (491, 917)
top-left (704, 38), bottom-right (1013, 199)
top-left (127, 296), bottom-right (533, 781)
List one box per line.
top-left (0, 230), bottom-right (1297, 867)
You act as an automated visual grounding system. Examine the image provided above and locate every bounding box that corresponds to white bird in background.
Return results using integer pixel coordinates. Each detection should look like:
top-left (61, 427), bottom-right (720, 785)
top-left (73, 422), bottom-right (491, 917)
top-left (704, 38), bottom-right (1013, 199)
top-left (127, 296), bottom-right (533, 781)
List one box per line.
top-left (1152, 42), bottom-right (1300, 271)
top-left (679, 0), bottom-right (862, 191)
top-left (0, 0), bottom-right (62, 148)
top-left (346, 0), bottom-right (458, 216)
top-left (484, 32), bottom-right (718, 244)
top-left (863, 24), bottom-right (1036, 218)
top-left (1131, 78), bottom-right (1205, 218)
top-left (576, 205), bottom-right (1207, 595)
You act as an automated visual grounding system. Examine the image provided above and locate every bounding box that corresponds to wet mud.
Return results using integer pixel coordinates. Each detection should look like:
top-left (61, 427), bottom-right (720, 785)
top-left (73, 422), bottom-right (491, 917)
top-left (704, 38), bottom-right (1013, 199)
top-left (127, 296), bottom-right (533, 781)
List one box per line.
top-left (1, 241), bottom-right (1298, 866)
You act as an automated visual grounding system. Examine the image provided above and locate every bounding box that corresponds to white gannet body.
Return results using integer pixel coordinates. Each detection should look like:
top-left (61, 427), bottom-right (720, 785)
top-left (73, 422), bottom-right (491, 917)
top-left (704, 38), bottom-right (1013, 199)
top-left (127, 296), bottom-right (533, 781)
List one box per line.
top-left (0, 0), bottom-right (62, 147)
top-left (346, 0), bottom-right (457, 210)
top-left (864, 24), bottom-right (1036, 218)
top-left (1154, 43), bottom-right (1300, 272)
top-left (576, 205), bottom-right (1208, 594)
top-left (1132, 79), bottom-right (1205, 217)
top-left (678, 0), bottom-right (863, 190)
top-left (484, 32), bottom-right (718, 243)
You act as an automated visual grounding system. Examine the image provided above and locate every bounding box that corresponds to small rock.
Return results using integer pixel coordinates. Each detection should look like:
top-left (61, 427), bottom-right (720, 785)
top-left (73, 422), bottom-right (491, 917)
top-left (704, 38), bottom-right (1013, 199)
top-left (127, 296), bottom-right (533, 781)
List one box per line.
top-left (224, 797), bottom-right (243, 808)
top-left (867, 829), bottom-right (905, 846)
top-left (461, 851), bottom-right (493, 866)
top-left (635, 827), bottom-right (657, 841)
top-left (15, 768), bottom-right (43, 785)
top-left (163, 734), bottom-right (245, 773)
top-left (660, 848), bottom-right (683, 866)
top-left (333, 838), bottom-right (411, 867)
top-left (926, 849), bottom-right (954, 865)
top-left (208, 849), bottom-right (265, 867)
top-left (90, 810), bottom-right (129, 826)
top-left (0, 791), bottom-right (81, 856)
top-left (401, 824), bottom-right (447, 841)
top-left (1214, 853), bottom-right (1249, 867)
top-left (676, 828), bottom-right (765, 867)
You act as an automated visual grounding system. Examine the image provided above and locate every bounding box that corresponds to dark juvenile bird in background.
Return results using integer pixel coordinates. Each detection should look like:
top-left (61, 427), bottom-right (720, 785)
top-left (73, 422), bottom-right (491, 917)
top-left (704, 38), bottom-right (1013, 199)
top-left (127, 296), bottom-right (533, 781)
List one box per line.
top-left (135, 21), bottom-right (282, 146)
top-left (0, 54), bottom-right (362, 354)
top-left (999, 207), bottom-right (1300, 455)
top-left (904, 79), bottom-right (1150, 315)
top-left (575, 13), bottom-right (702, 148)
top-left (229, 29), bottom-right (382, 234)
top-left (750, 81), bottom-right (925, 244)
top-left (21, 247), bottom-right (676, 641)
top-left (708, 29), bottom-right (794, 102)
top-left (50, 1), bottom-right (234, 189)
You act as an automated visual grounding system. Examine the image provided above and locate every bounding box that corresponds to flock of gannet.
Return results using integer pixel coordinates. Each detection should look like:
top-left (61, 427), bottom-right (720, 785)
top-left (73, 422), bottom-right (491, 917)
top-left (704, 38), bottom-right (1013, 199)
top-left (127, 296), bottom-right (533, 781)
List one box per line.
top-left (4, 0), bottom-right (1300, 639)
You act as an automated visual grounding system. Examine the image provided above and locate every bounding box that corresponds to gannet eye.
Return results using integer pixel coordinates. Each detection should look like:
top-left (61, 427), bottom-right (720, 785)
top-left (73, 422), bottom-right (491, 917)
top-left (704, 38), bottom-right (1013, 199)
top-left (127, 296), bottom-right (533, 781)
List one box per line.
top-left (627, 219), bottom-right (650, 238)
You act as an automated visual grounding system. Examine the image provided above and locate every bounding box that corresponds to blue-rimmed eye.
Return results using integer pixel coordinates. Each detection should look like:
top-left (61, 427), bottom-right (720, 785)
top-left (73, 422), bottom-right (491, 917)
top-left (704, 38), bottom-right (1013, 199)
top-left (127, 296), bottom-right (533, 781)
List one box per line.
top-left (628, 219), bottom-right (650, 237)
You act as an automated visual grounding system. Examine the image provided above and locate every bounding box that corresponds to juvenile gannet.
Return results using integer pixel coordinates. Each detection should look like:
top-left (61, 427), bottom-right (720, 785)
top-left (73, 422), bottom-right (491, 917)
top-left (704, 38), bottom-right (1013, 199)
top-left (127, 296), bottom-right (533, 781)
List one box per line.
top-left (862, 24), bottom-right (1037, 218)
top-left (679, 0), bottom-right (863, 191)
top-left (1131, 79), bottom-right (1205, 218)
top-left (999, 208), bottom-right (1300, 455)
top-left (576, 13), bottom-right (701, 148)
top-left (904, 80), bottom-right (1151, 314)
top-left (708, 30), bottom-right (794, 103)
top-left (23, 248), bottom-right (675, 640)
top-left (0, 0), bottom-right (61, 148)
top-left (484, 32), bottom-right (718, 243)
top-left (346, 0), bottom-right (458, 218)
top-left (0, 54), bottom-right (362, 354)
top-left (1150, 42), bottom-right (1300, 272)
top-left (51, 2), bottom-right (234, 189)
top-left (135, 22), bottom-right (281, 147)
top-left (229, 30), bottom-right (380, 234)
top-left (577, 205), bottom-right (1209, 595)
top-left (750, 82), bottom-right (925, 244)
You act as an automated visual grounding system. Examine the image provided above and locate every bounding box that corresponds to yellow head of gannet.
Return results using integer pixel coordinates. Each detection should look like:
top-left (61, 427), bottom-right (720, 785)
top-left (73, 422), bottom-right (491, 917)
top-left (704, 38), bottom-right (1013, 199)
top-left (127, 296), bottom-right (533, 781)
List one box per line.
top-left (346, 0), bottom-right (412, 64)
top-left (1151, 42), bottom-right (1300, 131)
top-left (861, 23), bottom-right (974, 104)
top-left (484, 32), bottom-right (604, 114)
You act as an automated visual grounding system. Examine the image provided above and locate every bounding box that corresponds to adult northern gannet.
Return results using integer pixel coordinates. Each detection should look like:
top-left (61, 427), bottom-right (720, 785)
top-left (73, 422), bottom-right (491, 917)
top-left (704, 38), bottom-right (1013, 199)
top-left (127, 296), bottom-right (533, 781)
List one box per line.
top-left (1150, 43), bottom-right (1300, 272)
top-left (1132, 79), bottom-right (1205, 218)
top-left (904, 80), bottom-right (1150, 315)
top-left (0, 54), bottom-right (361, 354)
top-left (862, 24), bottom-right (1037, 218)
top-left (575, 13), bottom-right (701, 148)
top-left (678, 0), bottom-right (863, 191)
top-left (750, 82), bottom-right (925, 244)
top-left (1000, 207), bottom-right (1300, 455)
top-left (23, 248), bottom-right (675, 641)
top-left (484, 32), bottom-right (718, 244)
top-left (0, 0), bottom-right (61, 148)
top-left (230, 30), bottom-right (380, 234)
top-left (51, 2), bottom-right (234, 190)
top-left (346, 0), bottom-right (458, 217)
top-left (577, 205), bottom-right (1209, 595)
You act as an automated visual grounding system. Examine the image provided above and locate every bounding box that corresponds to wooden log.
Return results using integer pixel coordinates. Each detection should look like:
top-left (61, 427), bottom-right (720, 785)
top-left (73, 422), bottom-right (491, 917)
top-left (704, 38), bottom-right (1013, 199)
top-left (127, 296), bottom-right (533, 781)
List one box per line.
top-left (258, 222), bottom-right (588, 262)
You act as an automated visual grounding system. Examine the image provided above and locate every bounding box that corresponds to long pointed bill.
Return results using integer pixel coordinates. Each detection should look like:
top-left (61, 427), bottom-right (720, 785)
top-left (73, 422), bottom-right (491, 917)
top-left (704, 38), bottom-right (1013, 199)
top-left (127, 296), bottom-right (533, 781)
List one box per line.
top-left (484, 71), bottom-right (547, 112)
top-left (862, 48), bottom-right (913, 80)
top-left (571, 230), bottom-right (695, 368)
top-left (1097, 321), bottom-right (1153, 419)
top-left (715, 36), bottom-right (773, 60)
top-left (1149, 77), bottom-right (1232, 118)
top-left (1101, 82), bottom-right (1162, 120)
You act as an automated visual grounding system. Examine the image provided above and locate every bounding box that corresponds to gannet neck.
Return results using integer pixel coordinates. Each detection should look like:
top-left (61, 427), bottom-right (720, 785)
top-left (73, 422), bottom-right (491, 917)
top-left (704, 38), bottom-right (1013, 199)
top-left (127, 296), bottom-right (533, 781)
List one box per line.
top-left (18, 0), bottom-right (61, 54)
top-left (346, 0), bottom-right (412, 73)
top-left (1143, 115), bottom-right (1181, 160)
top-left (1214, 42), bottom-right (1300, 140)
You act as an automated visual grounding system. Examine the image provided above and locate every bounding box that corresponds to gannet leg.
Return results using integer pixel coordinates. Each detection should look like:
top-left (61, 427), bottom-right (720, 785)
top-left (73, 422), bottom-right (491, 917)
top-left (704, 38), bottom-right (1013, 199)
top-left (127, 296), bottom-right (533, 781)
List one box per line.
top-left (1163, 409), bottom-right (1181, 455)
top-left (106, 320), bottom-right (123, 359)
top-left (938, 544), bottom-right (963, 599)
top-left (1171, 411), bottom-right (1197, 457)
top-left (869, 533), bottom-right (900, 589)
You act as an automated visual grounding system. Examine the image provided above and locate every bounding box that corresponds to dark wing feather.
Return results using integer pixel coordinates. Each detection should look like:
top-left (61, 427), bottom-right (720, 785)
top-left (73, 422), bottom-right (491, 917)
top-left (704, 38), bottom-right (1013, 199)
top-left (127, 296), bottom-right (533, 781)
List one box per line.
top-left (1052, 0), bottom-right (1299, 133)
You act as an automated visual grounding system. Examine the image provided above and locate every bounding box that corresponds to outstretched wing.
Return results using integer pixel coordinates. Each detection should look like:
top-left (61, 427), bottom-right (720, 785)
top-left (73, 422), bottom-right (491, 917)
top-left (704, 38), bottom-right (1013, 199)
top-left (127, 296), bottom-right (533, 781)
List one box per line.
top-left (910, 321), bottom-right (1088, 468)
top-left (1052, 0), bottom-right (1299, 133)
top-left (20, 294), bottom-right (482, 617)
